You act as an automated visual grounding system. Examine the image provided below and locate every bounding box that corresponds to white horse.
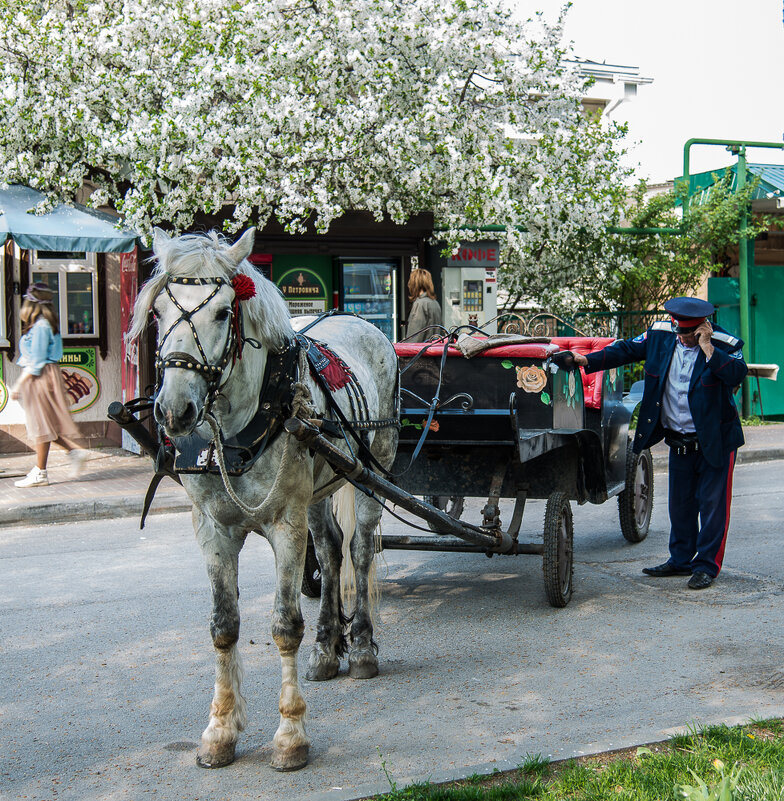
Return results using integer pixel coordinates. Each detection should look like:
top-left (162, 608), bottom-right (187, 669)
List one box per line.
top-left (128, 228), bottom-right (398, 771)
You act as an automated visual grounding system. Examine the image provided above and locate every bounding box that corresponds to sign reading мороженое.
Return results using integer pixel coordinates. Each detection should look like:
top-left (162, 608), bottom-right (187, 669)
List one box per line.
top-left (446, 241), bottom-right (500, 268)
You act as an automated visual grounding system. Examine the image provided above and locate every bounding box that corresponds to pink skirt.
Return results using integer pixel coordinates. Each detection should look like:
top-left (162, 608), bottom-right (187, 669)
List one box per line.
top-left (19, 363), bottom-right (82, 445)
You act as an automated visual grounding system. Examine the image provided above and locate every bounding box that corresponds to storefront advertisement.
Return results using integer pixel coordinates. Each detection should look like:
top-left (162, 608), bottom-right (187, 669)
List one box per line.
top-left (59, 347), bottom-right (100, 413)
top-left (120, 248), bottom-right (140, 452)
top-left (0, 360), bottom-right (7, 414)
top-left (276, 268), bottom-right (328, 317)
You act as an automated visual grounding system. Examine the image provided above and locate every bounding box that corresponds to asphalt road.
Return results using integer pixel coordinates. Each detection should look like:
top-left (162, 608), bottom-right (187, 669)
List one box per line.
top-left (3, 459), bottom-right (784, 801)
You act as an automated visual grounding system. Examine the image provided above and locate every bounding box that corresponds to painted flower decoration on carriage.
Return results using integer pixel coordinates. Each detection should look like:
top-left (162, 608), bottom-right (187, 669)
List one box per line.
top-left (231, 272), bottom-right (257, 361)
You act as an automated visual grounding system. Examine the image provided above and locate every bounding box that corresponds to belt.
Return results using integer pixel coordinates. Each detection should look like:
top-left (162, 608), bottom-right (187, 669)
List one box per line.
top-left (663, 429), bottom-right (700, 455)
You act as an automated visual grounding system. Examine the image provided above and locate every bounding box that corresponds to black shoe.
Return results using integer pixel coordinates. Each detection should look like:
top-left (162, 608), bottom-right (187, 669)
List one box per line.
top-left (642, 562), bottom-right (692, 577)
top-left (688, 571), bottom-right (714, 590)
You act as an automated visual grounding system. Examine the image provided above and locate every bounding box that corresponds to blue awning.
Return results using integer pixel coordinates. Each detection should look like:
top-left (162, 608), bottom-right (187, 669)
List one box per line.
top-left (0, 185), bottom-right (138, 253)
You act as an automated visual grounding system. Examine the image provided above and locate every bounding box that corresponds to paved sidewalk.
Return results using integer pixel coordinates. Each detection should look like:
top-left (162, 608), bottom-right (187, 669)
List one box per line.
top-left (1, 424), bottom-right (783, 528)
top-left (0, 447), bottom-right (189, 528)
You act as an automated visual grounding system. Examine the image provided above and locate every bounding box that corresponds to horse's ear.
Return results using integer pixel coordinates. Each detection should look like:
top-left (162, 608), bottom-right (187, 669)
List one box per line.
top-left (227, 228), bottom-right (256, 266)
top-left (152, 227), bottom-right (171, 255)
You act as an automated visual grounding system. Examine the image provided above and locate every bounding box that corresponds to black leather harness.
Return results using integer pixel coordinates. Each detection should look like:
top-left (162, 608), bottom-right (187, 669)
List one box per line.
top-left (130, 292), bottom-right (400, 525)
top-left (173, 338), bottom-right (300, 475)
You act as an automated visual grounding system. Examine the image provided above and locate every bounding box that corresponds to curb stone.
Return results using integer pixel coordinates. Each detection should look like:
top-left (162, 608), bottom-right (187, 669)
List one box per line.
top-left (0, 491), bottom-right (191, 528)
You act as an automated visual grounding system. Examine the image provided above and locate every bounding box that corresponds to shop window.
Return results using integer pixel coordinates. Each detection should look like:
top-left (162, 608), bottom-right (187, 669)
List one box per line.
top-left (30, 251), bottom-right (98, 338)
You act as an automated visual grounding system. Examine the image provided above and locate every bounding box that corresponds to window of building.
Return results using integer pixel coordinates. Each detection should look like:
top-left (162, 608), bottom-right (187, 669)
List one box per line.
top-left (30, 251), bottom-right (99, 338)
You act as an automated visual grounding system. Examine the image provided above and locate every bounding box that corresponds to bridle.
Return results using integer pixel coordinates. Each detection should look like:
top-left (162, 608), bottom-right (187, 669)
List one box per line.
top-left (153, 276), bottom-right (240, 419)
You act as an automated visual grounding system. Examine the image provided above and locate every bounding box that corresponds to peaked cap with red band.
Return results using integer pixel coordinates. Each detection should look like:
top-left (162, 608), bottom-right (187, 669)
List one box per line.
top-left (663, 296), bottom-right (715, 333)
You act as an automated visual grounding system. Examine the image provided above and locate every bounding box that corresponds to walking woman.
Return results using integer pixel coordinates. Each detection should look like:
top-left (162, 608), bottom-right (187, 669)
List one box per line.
top-left (406, 268), bottom-right (442, 342)
top-left (10, 282), bottom-right (89, 487)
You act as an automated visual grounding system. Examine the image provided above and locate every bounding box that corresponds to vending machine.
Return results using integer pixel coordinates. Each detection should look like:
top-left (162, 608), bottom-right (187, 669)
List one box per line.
top-left (339, 259), bottom-right (398, 340)
top-left (441, 241), bottom-right (499, 333)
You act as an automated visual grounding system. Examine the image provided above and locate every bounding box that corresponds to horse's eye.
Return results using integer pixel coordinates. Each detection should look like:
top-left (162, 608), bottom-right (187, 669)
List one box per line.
top-left (215, 308), bottom-right (230, 322)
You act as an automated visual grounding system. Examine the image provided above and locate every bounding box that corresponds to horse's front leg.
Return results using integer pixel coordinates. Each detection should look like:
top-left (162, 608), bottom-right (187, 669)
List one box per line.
top-left (267, 514), bottom-right (310, 771)
top-left (193, 510), bottom-right (248, 768)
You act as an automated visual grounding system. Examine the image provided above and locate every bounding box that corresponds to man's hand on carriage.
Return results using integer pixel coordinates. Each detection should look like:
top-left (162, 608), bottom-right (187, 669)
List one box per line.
top-left (550, 350), bottom-right (587, 370)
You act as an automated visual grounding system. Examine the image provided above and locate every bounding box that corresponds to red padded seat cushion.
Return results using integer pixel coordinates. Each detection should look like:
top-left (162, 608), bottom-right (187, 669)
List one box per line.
top-left (551, 337), bottom-right (616, 410)
top-left (393, 341), bottom-right (558, 360)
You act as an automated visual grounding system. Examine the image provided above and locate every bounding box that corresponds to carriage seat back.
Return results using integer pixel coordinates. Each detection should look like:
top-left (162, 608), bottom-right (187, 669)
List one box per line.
top-left (393, 336), bottom-right (615, 411)
top-left (550, 337), bottom-right (615, 410)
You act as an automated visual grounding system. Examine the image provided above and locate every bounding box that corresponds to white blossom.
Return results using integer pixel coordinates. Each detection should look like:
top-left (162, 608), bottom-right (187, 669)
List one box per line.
top-left (0, 0), bottom-right (626, 268)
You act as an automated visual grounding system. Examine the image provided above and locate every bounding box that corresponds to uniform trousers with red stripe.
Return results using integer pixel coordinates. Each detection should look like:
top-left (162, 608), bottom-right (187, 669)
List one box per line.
top-left (667, 448), bottom-right (736, 577)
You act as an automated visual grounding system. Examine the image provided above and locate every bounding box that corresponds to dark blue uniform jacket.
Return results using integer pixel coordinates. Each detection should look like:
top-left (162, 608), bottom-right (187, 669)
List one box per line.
top-left (583, 322), bottom-right (747, 469)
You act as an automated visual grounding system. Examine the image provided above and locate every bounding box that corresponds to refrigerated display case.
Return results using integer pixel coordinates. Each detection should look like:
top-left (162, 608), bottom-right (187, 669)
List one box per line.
top-left (339, 260), bottom-right (398, 340)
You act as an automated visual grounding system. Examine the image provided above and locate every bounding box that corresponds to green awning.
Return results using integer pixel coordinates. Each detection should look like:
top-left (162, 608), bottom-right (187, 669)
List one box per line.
top-left (674, 163), bottom-right (784, 207)
top-left (0, 185), bottom-right (138, 253)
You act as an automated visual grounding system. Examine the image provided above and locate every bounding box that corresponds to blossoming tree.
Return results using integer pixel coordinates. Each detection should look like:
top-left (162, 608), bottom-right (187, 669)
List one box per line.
top-left (0, 0), bottom-right (627, 267)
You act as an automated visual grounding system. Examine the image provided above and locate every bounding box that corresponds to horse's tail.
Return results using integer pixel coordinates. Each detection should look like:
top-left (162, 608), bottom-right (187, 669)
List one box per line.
top-left (332, 484), bottom-right (380, 619)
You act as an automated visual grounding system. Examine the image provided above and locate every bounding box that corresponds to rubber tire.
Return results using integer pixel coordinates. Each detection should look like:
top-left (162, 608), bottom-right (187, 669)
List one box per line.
top-left (542, 492), bottom-right (574, 608)
top-left (301, 531), bottom-right (322, 598)
top-left (423, 495), bottom-right (465, 532)
top-left (618, 444), bottom-right (653, 543)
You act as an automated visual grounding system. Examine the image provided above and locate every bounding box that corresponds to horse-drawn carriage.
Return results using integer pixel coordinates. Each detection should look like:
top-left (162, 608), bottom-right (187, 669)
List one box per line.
top-left (110, 228), bottom-right (653, 772)
top-left (383, 336), bottom-right (653, 607)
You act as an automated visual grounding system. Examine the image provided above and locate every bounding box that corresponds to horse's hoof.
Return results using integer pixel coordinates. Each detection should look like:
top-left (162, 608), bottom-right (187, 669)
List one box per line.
top-left (306, 656), bottom-right (340, 682)
top-left (271, 744), bottom-right (309, 772)
top-left (348, 657), bottom-right (379, 680)
top-left (196, 742), bottom-right (236, 768)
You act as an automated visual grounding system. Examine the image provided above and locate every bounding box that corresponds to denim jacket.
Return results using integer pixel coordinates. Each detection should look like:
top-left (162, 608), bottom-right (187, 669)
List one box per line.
top-left (17, 318), bottom-right (63, 376)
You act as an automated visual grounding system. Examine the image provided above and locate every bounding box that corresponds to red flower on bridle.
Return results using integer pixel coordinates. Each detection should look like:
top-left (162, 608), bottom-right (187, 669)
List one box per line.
top-left (231, 273), bottom-right (256, 301)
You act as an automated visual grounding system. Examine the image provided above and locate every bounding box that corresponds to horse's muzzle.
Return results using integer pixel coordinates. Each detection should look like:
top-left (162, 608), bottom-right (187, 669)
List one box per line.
top-left (154, 396), bottom-right (200, 437)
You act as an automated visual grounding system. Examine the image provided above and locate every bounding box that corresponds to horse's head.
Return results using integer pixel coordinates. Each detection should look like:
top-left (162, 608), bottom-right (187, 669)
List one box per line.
top-left (149, 229), bottom-right (257, 437)
top-left (127, 227), bottom-right (292, 439)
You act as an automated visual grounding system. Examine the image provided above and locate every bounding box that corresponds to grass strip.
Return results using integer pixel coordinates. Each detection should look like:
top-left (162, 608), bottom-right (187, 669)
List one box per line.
top-left (366, 718), bottom-right (784, 801)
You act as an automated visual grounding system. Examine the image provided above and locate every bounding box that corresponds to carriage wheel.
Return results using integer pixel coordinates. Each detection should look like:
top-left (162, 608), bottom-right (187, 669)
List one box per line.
top-left (423, 495), bottom-right (465, 532)
top-left (618, 444), bottom-right (653, 543)
top-left (542, 492), bottom-right (574, 608)
top-left (301, 531), bottom-right (322, 598)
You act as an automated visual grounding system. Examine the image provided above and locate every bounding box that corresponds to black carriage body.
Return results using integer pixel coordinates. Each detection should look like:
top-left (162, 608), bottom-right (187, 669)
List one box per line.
top-left (393, 343), bottom-right (633, 505)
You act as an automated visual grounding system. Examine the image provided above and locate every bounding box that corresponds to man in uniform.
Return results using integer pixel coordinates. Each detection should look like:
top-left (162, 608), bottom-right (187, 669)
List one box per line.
top-left (553, 297), bottom-right (747, 589)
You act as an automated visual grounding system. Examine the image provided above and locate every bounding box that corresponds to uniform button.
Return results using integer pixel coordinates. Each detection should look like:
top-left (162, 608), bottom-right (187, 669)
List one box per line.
top-left (656, 401), bottom-right (660, 406)
top-left (647, 418), bottom-right (652, 423)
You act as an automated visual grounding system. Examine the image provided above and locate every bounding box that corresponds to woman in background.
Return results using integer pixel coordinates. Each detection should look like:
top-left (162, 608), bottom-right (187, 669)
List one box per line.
top-left (406, 268), bottom-right (442, 342)
top-left (10, 282), bottom-right (89, 487)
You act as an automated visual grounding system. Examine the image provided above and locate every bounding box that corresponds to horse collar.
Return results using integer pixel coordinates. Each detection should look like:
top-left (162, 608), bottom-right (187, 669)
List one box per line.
top-left (172, 338), bottom-right (300, 476)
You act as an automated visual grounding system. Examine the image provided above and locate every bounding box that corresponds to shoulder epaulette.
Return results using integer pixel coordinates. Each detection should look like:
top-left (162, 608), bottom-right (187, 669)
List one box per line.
top-left (711, 330), bottom-right (741, 349)
top-left (651, 320), bottom-right (672, 332)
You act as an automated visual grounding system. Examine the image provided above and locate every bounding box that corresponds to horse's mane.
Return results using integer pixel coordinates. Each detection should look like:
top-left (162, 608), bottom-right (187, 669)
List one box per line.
top-left (128, 231), bottom-right (293, 349)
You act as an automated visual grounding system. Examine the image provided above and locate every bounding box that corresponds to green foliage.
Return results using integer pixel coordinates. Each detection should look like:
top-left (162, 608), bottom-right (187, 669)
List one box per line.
top-left (674, 760), bottom-right (743, 801)
top-left (501, 170), bottom-right (783, 319)
top-left (366, 720), bottom-right (784, 801)
top-left (518, 753), bottom-right (550, 777)
top-left (595, 173), bottom-right (782, 313)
